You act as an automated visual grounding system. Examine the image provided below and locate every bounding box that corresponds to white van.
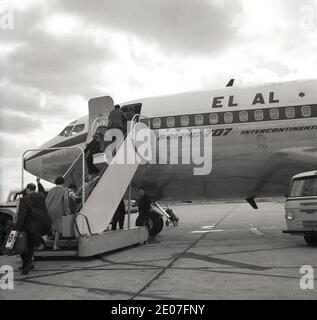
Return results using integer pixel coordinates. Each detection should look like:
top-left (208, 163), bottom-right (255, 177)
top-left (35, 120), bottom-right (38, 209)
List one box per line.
top-left (284, 170), bottom-right (317, 246)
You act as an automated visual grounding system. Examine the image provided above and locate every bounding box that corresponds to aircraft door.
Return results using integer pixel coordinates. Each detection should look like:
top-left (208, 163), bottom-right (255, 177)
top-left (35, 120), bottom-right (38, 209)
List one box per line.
top-left (87, 96), bottom-right (114, 143)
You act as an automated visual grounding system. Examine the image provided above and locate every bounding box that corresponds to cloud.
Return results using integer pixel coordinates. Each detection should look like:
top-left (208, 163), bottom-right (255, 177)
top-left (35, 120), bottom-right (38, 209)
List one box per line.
top-left (0, 110), bottom-right (41, 135)
top-left (1, 32), bottom-right (114, 96)
top-left (60, 0), bottom-right (242, 56)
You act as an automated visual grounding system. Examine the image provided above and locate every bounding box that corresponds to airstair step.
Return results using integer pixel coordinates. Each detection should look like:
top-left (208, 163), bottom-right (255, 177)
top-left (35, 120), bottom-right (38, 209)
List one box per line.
top-left (45, 239), bottom-right (79, 248)
top-left (34, 249), bottom-right (79, 258)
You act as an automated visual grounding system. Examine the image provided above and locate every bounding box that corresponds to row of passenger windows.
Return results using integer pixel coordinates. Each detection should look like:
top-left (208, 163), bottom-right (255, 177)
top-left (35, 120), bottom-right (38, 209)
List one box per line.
top-left (152, 106), bottom-right (312, 129)
top-left (59, 124), bottom-right (85, 137)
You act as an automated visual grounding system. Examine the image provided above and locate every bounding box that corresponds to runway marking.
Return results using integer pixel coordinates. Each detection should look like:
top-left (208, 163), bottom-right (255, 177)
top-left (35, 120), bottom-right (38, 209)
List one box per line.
top-left (191, 226), bottom-right (282, 234)
top-left (192, 231), bottom-right (211, 234)
top-left (192, 230), bottom-right (224, 234)
top-left (179, 252), bottom-right (269, 271)
top-left (130, 206), bottom-right (239, 300)
top-left (201, 225), bottom-right (215, 230)
top-left (249, 225), bottom-right (265, 235)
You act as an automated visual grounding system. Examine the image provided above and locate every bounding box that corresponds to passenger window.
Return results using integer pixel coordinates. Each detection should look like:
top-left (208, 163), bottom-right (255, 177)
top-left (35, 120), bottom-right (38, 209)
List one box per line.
top-left (70, 124), bottom-right (85, 136)
top-left (224, 112), bottom-right (233, 124)
top-left (254, 110), bottom-right (264, 121)
top-left (302, 106), bottom-right (311, 117)
top-left (59, 126), bottom-right (74, 137)
top-left (153, 118), bottom-right (161, 129)
top-left (270, 109), bottom-right (279, 120)
top-left (167, 117), bottom-right (175, 128)
top-left (239, 111), bottom-right (248, 122)
top-left (195, 115), bottom-right (204, 126)
top-left (209, 113), bottom-right (218, 124)
top-left (181, 116), bottom-right (189, 127)
top-left (285, 107), bottom-right (295, 119)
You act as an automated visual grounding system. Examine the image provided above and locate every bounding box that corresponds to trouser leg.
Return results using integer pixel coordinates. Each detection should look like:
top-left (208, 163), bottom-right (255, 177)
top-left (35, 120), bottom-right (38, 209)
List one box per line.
top-left (111, 214), bottom-right (118, 231)
top-left (20, 233), bottom-right (34, 267)
top-left (118, 212), bottom-right (125, 229)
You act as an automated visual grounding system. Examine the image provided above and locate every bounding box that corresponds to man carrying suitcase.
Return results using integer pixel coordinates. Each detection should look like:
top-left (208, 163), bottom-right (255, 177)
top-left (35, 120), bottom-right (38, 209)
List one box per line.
top-left (15, 183), bottom-right (52, 275)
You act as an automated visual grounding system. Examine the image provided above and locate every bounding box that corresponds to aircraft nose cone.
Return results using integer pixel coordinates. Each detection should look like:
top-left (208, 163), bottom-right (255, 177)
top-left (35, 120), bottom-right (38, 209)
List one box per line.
top-left (24, 154), bottom-right (44, 178)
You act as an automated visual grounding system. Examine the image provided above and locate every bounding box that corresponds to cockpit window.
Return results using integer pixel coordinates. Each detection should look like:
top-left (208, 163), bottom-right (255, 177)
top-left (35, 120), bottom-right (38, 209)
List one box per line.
top-left (59, 126), bottom-right (74, 137)
top-left (70, 124), bottom-right (85, 136)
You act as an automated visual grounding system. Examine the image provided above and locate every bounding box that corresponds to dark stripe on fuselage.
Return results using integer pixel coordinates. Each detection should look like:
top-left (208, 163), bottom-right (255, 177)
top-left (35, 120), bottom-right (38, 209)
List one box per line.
top-left (147, 104), bottom-right (317, 129)
top-left (26, 132), bottom-right (88, 162)
top-left (26, 104), bottom-right (316, 162)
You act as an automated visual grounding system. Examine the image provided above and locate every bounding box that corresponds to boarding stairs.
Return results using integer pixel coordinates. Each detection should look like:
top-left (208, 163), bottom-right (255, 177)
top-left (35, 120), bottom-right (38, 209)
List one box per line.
top-left (34, 119), bottom-right (150, 258)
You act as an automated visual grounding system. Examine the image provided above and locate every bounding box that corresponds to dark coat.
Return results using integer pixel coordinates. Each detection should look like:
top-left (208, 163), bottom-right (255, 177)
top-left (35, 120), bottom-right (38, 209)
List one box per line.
top-left (15, 192), bottom-right (52, 244)
top-left (85, 139), bottom-right (101, 156)
top-left (138, 194), bottom-right (151, 215)
top-left (84, 140), bottom-right (101, 174)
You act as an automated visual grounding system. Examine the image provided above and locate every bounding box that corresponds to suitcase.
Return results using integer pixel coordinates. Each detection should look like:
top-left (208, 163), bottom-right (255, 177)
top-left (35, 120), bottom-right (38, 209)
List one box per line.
top-left (62, 215), bottom-right (75, 238)
top-left (5, 231), bottom-right (28, 255)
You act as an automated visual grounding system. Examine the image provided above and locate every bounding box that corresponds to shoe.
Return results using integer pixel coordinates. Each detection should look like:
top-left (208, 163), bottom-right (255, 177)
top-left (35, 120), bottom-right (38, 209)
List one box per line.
top-left (35, 243), bottom-right (46, 251)
top-left (19, 263), bottom-right (34, 271)
top-left (53, 246), bottom-right (60, 251)
top-left (21, 263), bottom-right (34, 275)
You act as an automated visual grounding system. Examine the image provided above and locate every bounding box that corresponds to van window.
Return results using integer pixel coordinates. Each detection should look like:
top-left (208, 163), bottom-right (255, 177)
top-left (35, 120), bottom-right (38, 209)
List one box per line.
top-left (70, 124), bottom-right (85, 136)
top-left (59, 126), bottom-right (74, 137)
top-left (290, 176), bottom-right (317, 197)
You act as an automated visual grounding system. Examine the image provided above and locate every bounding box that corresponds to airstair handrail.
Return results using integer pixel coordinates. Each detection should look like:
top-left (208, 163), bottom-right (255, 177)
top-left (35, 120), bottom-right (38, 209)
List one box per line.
top-left (130, 114), bottom-right (150, 133)
top-left (90, 116), bottom-right (108, 137)
top-left (74, 212), bottom-right (97, 236)
top-left (63, 152), bottom-right (83, 178)
top-left (22, 146), bottom-right (86, 203)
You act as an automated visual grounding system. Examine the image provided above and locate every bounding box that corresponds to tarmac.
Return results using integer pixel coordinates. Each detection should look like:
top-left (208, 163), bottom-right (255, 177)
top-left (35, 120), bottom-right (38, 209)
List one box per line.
top-left (1, 201), bottom-right (316, 300)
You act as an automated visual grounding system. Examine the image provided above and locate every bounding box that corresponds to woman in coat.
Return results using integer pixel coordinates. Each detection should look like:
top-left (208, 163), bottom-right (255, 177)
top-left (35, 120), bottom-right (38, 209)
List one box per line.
top-left (45, 177), bottom-right (70, 250)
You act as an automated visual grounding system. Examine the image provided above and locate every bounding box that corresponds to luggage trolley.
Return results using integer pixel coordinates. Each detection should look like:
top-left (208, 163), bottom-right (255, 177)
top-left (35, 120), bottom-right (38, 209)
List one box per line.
top-left (152, 202), bottom-right (179, 227)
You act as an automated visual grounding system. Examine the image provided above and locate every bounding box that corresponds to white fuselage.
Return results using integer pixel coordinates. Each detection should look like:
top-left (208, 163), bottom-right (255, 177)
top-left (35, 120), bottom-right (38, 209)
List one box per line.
top-left (25, 79), bottom-right (317, 201)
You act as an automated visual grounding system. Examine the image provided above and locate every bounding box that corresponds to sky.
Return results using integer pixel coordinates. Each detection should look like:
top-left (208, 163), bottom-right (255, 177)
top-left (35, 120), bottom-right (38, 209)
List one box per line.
top-left (0, 0), bottom-right (317, 201)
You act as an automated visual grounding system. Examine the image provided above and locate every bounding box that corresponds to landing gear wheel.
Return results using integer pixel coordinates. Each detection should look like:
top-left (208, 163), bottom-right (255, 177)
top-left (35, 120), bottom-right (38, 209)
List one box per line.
top-left (173, 221), bottom-right (178, 226)
top-left (148, 211), bottom-right (163, 236)
top-left (304, 235), bottom-right (317, 246)
top-left (165, 220), bottom-right (170, 227)
top-left (135, 212), bottom-right (164, 236)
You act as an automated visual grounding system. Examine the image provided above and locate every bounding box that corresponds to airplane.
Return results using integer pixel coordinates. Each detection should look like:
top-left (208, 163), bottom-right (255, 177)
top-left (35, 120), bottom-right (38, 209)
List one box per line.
top-left (24, 78), bottom-right (317, 210)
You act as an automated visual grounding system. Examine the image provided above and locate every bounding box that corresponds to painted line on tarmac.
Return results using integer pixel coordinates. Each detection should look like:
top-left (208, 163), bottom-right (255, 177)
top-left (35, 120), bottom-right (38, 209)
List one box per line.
top-left (191, 227), bottom-right (282, 234)
top-left (248, 227), bottom-right (265, 235)
top-left (201, 225), bottom-right (215, 230)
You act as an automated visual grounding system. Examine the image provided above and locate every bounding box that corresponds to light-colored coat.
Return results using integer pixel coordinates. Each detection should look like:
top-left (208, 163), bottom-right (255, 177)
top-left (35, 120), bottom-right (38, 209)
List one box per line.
top-left (46, 185), bottom-right (70, 232)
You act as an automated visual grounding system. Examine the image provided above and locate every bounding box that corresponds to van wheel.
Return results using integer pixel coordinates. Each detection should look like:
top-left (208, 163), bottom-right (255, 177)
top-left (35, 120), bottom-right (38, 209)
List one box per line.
top-left (304, 235), bottom-right (317, 246)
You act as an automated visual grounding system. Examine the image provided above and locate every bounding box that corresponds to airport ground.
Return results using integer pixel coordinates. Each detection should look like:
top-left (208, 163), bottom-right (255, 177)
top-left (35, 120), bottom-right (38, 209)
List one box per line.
top-left (0, 201), bottom-right (316, 300)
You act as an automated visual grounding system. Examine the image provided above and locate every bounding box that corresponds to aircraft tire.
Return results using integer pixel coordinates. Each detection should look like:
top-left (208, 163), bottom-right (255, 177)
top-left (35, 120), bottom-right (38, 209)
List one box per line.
top-left (135, 212), bottom-right (164, 236)
top-left (304, 235), bottom-right (317, 247)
